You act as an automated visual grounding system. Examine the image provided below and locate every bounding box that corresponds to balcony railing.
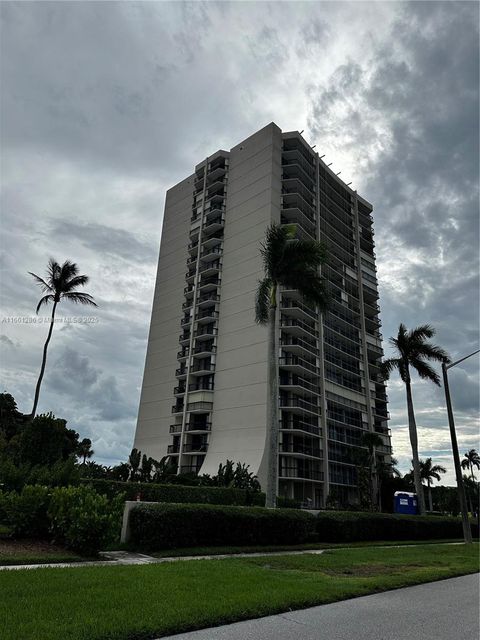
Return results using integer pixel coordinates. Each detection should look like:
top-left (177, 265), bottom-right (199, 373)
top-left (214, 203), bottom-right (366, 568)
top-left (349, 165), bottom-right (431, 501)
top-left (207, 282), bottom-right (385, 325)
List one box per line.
top-left (183, 443), bottom-right (209, 453)
top-left (279, 443), bottom-right (322, 457)
top-left (279, 468), bottom-right (324, 481)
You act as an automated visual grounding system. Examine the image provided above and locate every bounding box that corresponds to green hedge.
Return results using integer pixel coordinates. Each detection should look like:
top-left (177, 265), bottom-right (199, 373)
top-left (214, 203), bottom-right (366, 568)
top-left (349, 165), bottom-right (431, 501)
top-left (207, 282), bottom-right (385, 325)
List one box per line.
top-left (316, 511), bottom-right (479, 542)
top-left (128, 503), bottom-right (316, 550)
top-left (82, 478), bottom-right (298, 509)
top-left (0, 485), bottom-right (123, 555)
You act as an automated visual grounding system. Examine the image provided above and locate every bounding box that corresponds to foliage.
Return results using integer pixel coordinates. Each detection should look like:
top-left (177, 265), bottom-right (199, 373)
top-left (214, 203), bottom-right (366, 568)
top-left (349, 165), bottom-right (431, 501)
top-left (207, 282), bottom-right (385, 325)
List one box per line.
top-left (316, 510), bottom-right (478, 542)
top-left (82, 478), bottom-right (269, 507)
top-left (461, 449), bottom-right (480, 480)
top-left (254, 223), bottom-right (329, 324)
top-left (1, 485), bottom-right (51, 538)
top-left (381, 323), bottom-right (449, 515)
top-left (29, 259), bottom-right (98, 417)
top-left (77, 438), bottom-right (94, 464)
top-left (48, 485), bottom-right (124, 555)
top-left (128, 503), bottom-right (317, 551)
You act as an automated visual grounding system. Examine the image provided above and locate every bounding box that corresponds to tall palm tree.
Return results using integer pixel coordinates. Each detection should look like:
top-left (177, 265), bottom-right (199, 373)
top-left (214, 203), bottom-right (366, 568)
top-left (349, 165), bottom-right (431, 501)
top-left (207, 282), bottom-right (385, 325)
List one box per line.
top-left (361, 431), bottom-right (384, 509)
top-left (29, 259), bottom-right (97, 418)
top-left (381, 324), bottom-right (449, 515)
top-left (255, 223), bottom-right (329, 508)
top-left (419, 457), bottom-right (446, 512)
top-left (461, 449), bottom-right (480, 481)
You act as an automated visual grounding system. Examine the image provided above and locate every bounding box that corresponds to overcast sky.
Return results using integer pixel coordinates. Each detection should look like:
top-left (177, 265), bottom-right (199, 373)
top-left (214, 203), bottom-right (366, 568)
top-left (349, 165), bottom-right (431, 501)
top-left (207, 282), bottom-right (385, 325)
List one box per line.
top-left (1, 1), bottom-right (478, 484)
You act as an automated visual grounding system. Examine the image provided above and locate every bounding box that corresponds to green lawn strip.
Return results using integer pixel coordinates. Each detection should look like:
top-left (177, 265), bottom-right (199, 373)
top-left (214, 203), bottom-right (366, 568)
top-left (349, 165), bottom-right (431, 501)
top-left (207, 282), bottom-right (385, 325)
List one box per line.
top-left (150, 538), bottom-right (469, 558)
top-left (1, 543), bottom-right (478, 640)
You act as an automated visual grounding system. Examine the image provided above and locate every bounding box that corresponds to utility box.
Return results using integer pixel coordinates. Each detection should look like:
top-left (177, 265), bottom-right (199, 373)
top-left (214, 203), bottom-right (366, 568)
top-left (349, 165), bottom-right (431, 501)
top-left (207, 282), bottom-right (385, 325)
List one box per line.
top-left (394, 491), bottom-right (418, 515)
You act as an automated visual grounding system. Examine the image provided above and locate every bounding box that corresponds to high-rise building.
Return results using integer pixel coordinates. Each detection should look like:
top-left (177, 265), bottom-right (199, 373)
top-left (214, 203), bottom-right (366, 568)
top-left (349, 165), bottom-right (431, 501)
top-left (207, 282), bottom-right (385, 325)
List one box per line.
top-left (134, 123), bottom-right (391, 508)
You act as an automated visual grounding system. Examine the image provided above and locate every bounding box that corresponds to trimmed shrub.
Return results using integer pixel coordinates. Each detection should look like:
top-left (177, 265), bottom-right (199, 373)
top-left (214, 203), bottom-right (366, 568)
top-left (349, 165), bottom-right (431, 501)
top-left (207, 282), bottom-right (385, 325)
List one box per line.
top-left (48, 485), bottom-right (124, 555)
top-left (2, 485), bottom-right (51, 537)
top-left (316, 511), bottom-right (479, 542)
top-left (83, 478), bottom-right (298, 509)
top-left (128, 503), bottom-right (317, 550)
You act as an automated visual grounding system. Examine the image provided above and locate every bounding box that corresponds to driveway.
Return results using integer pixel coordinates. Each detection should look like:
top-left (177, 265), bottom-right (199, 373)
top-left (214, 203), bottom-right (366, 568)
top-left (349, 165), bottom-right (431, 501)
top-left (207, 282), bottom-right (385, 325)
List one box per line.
top-left (161, 573), bottom-right (479, 640)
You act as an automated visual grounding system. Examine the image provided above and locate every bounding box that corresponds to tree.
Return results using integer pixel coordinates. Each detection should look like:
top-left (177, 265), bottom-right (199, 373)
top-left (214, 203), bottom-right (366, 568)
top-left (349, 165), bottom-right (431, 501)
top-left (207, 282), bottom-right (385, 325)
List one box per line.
top-left (419, 457), bottom-right (447, 512)
top-left (255, 223), bottom-right (328, 508)
top-left (381, 324), bottom-right (449, 515)
top-left (29, 259), bottom-right (97, 418)
top-left (128, 448), bottom-right (141, 481)
top-left (361, 431), bottom-right (384, 510)
top-left (77, 438), bottom-right (94, 464)
top-left (461, 449), bottom-right (480, 481)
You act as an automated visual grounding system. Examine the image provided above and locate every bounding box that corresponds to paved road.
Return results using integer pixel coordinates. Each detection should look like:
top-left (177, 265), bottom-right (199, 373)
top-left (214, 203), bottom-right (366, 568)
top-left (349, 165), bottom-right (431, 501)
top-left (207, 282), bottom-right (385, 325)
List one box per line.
top-left (162, 574), bottom-right (479, 640)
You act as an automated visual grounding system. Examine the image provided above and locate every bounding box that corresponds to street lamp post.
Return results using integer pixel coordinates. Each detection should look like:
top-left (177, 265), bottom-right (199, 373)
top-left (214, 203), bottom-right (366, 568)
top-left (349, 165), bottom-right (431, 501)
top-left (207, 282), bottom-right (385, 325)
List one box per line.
top-left (442, 349), bottom-right (480, 545)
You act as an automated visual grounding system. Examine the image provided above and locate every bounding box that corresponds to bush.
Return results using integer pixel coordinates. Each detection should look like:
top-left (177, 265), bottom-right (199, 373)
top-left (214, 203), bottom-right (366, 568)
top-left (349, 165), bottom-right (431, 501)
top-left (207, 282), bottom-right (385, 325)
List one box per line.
top-left (82, 478), bottom-right (298, 508)
top-left (128, 503), bottom-right (316, 551)
top-left (48, 485), bottom-right (124, 555)
top-left (316, 511), bottom-right (479, 542)
top-left (2, 485), bottom-right (51, 537)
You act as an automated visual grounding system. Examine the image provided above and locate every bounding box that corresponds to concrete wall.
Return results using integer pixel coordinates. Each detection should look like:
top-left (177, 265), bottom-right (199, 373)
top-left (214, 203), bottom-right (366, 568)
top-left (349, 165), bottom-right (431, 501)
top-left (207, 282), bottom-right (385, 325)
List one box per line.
top-left (134, 176), bottom-right (193, 461)
top-left (200, 123), bottom-right (283, 484)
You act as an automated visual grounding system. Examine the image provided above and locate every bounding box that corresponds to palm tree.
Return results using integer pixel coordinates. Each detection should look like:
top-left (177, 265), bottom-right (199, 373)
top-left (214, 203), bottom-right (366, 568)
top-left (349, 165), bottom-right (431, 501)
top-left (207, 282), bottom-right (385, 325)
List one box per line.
top-left (29, 259), bottom-right (97, 417)
top-left (461, 449), bottom-right (480, 481)
top-left (255, 223), bottom-right (329, 508)
top-left (77, 437), bottom-right (94, 464)
top-left (361, 431), bottom-right (384, 509)
top-left (381, 324), bottom-right (449, 515)
top-left (419, 457), bottom-right (446, 512)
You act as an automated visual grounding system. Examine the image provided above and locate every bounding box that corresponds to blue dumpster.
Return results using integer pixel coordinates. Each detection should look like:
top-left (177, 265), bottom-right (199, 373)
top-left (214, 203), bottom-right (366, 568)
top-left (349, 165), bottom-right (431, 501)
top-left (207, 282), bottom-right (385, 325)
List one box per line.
top-left (394, 491), bottom-right (418, 515)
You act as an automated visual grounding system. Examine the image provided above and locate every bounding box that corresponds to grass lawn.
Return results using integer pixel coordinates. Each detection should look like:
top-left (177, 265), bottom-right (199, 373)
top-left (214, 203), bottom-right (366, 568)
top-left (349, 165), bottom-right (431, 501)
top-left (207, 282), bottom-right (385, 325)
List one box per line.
top-left (150, 538), bottom-right (471, 557)
top-left (0, 539), bottom-right (84, 566)
top-left (1, 543), bottom-right (478, 640)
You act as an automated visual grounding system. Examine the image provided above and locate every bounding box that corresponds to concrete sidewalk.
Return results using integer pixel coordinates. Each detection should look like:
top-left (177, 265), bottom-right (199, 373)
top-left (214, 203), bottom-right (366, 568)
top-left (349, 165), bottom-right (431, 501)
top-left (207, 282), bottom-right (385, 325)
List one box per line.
top-left (161, 573), bottom-right (480, 640)
top-left (0, 548), bottom-right (326, 571)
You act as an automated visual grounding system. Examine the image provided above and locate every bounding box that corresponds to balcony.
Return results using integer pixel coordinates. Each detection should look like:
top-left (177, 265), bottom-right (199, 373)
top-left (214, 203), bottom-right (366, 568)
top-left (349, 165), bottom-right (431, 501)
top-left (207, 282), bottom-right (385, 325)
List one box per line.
top-left (279, 467), bottom-right (324, 482)
top-left (185, 421), bottom-right (211, 432)
top-left (180, 315), bottom-right (192, 327)
top-left (280, 395), bottom-right (320, 415)
top-left (190, 362), bottom-right (215, 375)
top-left (192, 343), bottom-right (216, 357)
top-left (201, 245), bottom-right (223, 262)
top-left (171, 404), bottom-right (184, 415)
top-left (199, 260), bottom-right (221, 277)
top-left (279, 442), bottom-right (322, 458)
top-left (196, 309), bottom-right (218, 323)
top-left (183, 442), bottom-right (209, 454)
top-left (197, 292), bottom-right (220, 307)
top-left (279, 375), bottom-right (319, 396)
top-left (280, 317), bottom-right (318, 339)
top-left (194, 326), bottom-right (218, 340)
top-left (279, 355), bottom-right (319, 377)
top-left (280, 418), bottom-right (321, 436)
top-left (184, 284), bottom-right (195, 298)
top-left (179, 332), bottom-right (191, 345)
top-left (169, 424), bottom-right (182, 434)
top-left (187, 401), bottom-right (213, 413)
top-left (281, 298), bottom-right (317, 321)
top-left (188, 381), bottom-right (214, 392)
top-left (202, 214), bottom-right (225, 235)
top-left (280, 336), bottom-right (318, 358)
top-left (167, 444), bottom-right (180, 454)
top-left (199, 276), bottom-right (221, 292)
top-left (177, 348), bottom-right (189, 360)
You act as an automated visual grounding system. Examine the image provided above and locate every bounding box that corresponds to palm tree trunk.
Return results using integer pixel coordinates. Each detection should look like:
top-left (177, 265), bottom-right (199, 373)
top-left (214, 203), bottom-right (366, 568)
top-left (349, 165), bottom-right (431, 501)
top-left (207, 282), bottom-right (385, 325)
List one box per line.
top-left (265, 287), bottom-right (279, 508)
top-left (428, 481), bottom-right (433, 512)
top-left (405, 378), bottom-right (426, 515)
top-left (31, 301), bottom-right (58, 418)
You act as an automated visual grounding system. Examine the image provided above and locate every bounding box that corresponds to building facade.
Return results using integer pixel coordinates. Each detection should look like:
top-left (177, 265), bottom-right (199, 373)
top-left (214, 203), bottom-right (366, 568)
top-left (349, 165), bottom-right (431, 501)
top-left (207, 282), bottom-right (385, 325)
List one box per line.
top-left (134, 123), bottom-right (391, 508)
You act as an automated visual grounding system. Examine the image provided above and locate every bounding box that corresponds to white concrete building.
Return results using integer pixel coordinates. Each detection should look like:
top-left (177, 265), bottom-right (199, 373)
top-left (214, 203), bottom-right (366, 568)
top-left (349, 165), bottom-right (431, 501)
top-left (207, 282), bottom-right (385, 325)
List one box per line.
top-left (134, 123), bottom-right (391, 508)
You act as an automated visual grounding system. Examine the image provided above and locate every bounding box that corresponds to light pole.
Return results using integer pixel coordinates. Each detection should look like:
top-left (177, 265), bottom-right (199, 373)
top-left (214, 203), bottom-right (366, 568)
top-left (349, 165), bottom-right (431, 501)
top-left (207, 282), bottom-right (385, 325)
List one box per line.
top-left (442, 349), bottom-right (480, 544)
